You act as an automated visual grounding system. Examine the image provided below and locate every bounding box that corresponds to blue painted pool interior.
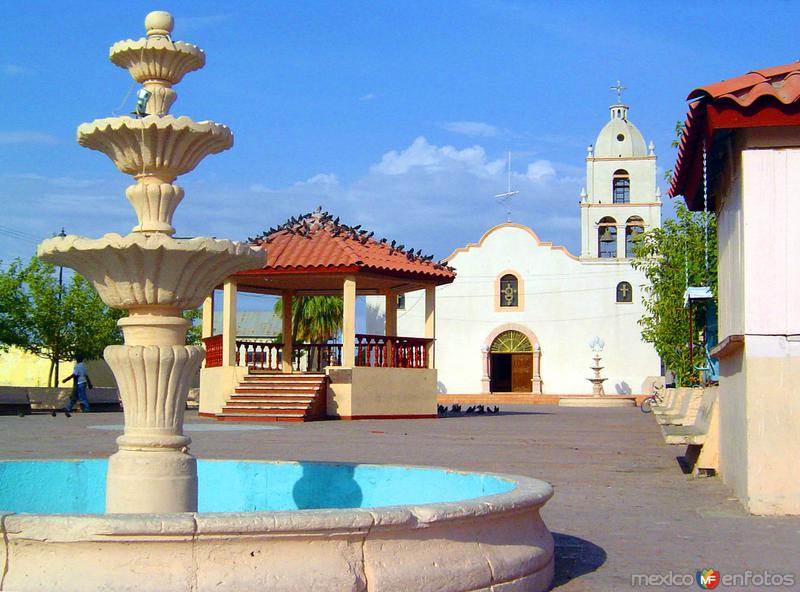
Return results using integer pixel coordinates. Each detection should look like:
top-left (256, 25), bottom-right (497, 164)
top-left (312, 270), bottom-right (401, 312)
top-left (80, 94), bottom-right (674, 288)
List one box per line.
top-left (0, 460), bottom-right (516, 514)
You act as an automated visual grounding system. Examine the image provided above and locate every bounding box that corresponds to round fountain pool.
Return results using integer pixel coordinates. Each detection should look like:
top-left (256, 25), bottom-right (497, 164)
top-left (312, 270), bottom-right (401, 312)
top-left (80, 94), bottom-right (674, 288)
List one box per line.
top-left (0, 459), bottom-right (554, 591)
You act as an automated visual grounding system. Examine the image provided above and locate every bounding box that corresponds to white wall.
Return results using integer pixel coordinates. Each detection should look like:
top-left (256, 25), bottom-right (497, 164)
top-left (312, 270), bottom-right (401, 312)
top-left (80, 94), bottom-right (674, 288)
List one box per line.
top-left (367, 224), bottom-right (660, 395)
top-left (715, 135), bottom-right (800, 515)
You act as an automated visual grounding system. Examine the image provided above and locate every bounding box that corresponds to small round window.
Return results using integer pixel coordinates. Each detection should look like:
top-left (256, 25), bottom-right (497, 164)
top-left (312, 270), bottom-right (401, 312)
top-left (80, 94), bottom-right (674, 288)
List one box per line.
top-left (616, 133), bottom-right (625, 142)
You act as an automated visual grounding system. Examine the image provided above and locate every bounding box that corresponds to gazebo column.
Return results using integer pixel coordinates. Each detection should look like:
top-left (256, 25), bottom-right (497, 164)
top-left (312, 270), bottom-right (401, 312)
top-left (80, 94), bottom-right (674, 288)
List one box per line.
top-left (282, 290), bottom-right (294, 373)
top-left (384, 288), bottom-right (397, 367)
top-left (384, 289), bottom-right (397, 336)
top-left (425, 285), bottom-right (435, 368)
top-left (342, 275), bottom-right (357, 368)
top-left (222, 278), bottom-right (238, 367)
top-left (201, 291), bottom-right (214, 339)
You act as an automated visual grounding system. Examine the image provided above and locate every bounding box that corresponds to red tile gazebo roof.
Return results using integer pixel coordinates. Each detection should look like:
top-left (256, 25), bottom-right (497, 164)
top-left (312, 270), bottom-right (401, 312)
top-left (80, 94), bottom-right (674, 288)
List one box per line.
top-left (669, 61), bottom-right (800, 210)
top-left (233, 209), bottom-right (455, 294)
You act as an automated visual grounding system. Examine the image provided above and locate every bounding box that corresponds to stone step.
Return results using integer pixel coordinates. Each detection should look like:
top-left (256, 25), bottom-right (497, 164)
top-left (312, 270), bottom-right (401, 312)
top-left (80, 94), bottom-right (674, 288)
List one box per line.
top-left (215, 413), bottom-right (306, 423)
top-left (242, 374), bottom-right (325, 381)
top-left (228, 396), bottom-right (315, 403)
top-left (236, 382), bottom-right (322, 391)
top-left (225, 401), bottom-right (312, 409)
top-left (234, 386), bottom-right (321, 393)
top-left (222, 406), bottom-right (311, 414)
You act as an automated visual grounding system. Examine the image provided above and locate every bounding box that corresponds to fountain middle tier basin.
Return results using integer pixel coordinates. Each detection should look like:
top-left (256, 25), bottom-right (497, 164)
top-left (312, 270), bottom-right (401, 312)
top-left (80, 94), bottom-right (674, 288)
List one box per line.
top-left (0, 459), bottom-right (554, 592)
top-left (77, 115), bottom-right (232, 180)
top-left (37, 233), bottom-right (263, 310)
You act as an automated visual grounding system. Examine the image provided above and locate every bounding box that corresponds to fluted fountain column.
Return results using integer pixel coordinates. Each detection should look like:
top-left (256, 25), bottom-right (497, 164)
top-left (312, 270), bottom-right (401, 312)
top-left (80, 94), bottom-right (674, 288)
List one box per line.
top-left (38, 11), bottom-right (264, 513)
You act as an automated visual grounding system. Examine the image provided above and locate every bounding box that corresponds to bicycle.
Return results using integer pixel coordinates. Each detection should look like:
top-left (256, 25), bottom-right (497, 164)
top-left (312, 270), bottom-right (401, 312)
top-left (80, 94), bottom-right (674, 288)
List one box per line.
top-left (640, 384), bottom-right (664, 413)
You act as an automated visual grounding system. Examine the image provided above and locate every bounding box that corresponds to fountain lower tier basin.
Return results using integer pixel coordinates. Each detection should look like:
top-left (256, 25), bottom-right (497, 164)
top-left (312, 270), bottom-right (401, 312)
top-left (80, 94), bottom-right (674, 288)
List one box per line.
top-left (37, 233), bottom-right (263, 310)
top-left (0, 459), bottom-right (553, 592)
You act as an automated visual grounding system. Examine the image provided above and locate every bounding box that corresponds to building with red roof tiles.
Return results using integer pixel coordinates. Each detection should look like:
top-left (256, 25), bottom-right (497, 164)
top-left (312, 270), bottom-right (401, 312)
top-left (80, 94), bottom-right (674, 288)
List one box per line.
top-left (198, 208), bottom-right (455, 422)
top-left (367, 100), bottom-right (662, 399)
top-left (669, 61), bottom-right (800, 515)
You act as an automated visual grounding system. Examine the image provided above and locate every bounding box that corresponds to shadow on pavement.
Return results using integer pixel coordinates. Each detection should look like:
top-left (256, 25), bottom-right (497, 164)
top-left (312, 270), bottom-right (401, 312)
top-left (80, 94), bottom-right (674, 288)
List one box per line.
top-left (551, 531), bottom-right (607, 588)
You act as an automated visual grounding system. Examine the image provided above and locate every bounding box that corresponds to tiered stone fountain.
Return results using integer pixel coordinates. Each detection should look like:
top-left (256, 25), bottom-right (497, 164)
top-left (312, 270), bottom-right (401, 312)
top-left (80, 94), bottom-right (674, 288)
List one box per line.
top-left (38, 10), bottom-right (264, 512)
top-left (560, 337), bottom-right (635, 407)
top-left (1, 12), bottom-right (555, 590)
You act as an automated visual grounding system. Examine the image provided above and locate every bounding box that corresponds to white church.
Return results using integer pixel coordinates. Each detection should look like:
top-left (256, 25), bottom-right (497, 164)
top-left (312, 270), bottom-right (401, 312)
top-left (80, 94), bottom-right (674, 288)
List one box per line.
top-left (367, 100), bottom-right (662, 395)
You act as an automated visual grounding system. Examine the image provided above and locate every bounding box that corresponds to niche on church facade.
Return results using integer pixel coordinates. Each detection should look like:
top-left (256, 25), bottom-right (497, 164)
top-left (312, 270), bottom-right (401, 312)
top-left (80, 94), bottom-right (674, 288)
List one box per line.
top-left (495, 271), bottom-right (524, 311)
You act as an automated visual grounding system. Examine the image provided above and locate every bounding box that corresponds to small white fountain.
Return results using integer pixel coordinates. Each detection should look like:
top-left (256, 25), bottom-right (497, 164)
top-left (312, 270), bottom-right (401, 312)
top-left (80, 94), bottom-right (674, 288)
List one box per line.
top-left (559, 336), bottom-right (635, 407)
top-left (587, 336), bottom-right (608, 396)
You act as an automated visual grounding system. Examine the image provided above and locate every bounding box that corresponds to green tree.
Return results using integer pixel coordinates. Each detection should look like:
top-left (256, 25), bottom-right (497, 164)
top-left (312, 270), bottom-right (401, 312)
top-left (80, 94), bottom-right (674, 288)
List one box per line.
top-left (0, 259), bottom-right (28, 351)
top-left (0, 257), bottom-right (124, 386)
top-left (631, 202), bottom-right (717, 386)
top-left (183, 307), bottom-right (203, 345)
top-left (273, 296), bottom-right (343, 343)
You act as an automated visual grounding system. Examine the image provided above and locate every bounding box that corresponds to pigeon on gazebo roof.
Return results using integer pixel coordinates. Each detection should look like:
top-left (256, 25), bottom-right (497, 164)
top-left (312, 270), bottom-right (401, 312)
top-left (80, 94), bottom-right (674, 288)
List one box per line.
top-left (247, 208), bottom-right (455, 271)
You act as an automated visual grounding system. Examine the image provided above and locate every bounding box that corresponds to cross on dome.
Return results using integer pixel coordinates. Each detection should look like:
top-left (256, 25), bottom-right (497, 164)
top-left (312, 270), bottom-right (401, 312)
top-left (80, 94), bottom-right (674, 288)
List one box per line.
top-left (611, 80), bottom-right (627, 104)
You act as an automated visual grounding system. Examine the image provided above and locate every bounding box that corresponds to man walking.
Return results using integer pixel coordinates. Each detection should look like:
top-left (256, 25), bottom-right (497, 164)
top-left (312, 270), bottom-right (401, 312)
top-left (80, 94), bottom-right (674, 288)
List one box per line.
top-left (61, 355), bottom-right (92, 417)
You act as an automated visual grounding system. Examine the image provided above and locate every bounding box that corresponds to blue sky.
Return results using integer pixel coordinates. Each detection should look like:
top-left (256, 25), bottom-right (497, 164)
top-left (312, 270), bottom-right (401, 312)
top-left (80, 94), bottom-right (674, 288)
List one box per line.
top-left (2, 1), bottom-right (798, 268)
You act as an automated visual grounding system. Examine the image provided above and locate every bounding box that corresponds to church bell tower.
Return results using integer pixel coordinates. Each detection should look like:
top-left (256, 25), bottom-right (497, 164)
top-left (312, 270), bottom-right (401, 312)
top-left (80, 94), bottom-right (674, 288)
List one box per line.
top-left (580, 88), bottom-right (661, 259)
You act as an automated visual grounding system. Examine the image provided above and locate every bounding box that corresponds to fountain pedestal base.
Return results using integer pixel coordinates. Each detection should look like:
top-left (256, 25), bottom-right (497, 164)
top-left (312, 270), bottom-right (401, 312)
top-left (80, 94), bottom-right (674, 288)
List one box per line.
top-left (106, 448), bottom-right (198, 513)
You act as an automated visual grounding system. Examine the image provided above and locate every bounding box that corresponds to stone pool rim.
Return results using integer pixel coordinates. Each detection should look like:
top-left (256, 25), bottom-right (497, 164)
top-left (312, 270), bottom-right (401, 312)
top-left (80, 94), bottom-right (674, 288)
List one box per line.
top-left (0, 459), bottom-right (555, 591)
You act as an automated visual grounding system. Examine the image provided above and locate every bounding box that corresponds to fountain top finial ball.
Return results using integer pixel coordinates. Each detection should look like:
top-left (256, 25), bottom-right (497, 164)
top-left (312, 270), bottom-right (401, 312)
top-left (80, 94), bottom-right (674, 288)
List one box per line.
top-left (145, 10), bottom-right (174, 37)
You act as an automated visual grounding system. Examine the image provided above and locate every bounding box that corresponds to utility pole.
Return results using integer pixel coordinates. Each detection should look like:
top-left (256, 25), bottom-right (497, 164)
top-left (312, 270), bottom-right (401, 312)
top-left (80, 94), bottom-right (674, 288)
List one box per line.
top-left (53, 227), bottom-right (66, 386)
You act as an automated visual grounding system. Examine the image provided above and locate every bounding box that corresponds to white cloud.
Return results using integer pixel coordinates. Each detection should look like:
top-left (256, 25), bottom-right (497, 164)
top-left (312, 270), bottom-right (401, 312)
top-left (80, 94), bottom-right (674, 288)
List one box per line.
top-left (240, 137), bottom-right (583, 257)
top-left (0, 132), bottom-right (59, 145)
top-left (359, 93), bottom-right (376, 102)
top-left (440, 121), bottom-right (502, 137)
top-left (524, 160), bottom-right (556, 182)
top-left (371, 136), bottom-right (504, 177)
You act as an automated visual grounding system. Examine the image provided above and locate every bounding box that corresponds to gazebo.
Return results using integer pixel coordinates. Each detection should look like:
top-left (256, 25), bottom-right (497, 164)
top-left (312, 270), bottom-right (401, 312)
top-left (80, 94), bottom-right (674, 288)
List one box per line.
top-left (199, 209), bottom-right (455, 420)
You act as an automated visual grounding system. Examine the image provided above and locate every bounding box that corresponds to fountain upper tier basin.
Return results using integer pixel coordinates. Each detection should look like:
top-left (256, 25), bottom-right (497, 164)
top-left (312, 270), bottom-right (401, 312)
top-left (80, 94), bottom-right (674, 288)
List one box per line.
top-left (37, 233), bottom-right (263, 310)
top-left (77, 115), bottom-right (232, 181)
top-left (110, 37), bottom-right (205, 84)
top-left (0, 460), bottom-right (555, 591)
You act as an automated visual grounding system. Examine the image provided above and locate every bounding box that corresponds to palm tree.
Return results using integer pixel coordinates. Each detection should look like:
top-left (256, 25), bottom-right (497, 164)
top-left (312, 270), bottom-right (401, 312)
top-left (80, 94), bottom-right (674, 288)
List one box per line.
top-left (273, 296), bottom-right (343, 343)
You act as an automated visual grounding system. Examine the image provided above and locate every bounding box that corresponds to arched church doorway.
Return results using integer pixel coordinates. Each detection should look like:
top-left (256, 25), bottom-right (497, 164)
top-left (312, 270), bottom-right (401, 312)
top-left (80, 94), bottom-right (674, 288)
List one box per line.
top-left (490, 330), bottom-right (533, 392)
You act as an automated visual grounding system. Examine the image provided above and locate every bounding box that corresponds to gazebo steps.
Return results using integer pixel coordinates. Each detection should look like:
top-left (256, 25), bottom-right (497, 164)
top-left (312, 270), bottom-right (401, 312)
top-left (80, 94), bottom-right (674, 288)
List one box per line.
top-left (213, 373), bottom-right (327, 422)
top-left (241, 373), bottom-right (325, 381)
top-left (234, 382), bottom-right (319, 393)
top-left (227, 396), bottom-right (315, 404)
top-left (215, 413), bottom-right (307, 423)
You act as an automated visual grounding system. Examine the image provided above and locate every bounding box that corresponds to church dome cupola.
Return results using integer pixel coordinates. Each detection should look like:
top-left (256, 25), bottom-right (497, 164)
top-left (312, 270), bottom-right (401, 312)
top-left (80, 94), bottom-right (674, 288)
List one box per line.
top-left (593, 103), bottom-right (647, 159)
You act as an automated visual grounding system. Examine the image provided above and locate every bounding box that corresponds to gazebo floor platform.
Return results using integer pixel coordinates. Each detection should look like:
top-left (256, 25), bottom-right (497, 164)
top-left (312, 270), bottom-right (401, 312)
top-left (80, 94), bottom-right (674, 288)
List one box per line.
top-left (200, 373), bottom-right (328, 422)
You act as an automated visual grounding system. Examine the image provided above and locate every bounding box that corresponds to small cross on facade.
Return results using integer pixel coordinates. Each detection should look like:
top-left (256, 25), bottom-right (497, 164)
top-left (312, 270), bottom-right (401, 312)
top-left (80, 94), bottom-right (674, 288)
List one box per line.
top-left (619, 283), bottom-right (629, 297)
top-left (611, 80), bottom-right (627, 103)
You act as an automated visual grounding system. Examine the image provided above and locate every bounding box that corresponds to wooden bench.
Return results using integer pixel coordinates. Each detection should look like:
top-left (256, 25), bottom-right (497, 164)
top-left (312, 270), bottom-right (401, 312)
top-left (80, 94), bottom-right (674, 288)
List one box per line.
top-left (0, 387), bottom-right (32, 416)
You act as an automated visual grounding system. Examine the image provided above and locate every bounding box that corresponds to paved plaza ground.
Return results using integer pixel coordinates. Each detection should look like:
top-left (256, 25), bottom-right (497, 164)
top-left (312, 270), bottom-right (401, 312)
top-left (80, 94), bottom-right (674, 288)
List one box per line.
top-left (1, 405), bottom-right (798, 591)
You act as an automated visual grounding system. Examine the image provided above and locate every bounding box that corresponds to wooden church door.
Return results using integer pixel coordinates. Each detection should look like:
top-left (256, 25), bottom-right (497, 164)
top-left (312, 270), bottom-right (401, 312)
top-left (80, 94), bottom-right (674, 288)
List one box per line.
top-left (511, 353), bottom-right (533, 392)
